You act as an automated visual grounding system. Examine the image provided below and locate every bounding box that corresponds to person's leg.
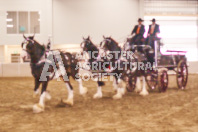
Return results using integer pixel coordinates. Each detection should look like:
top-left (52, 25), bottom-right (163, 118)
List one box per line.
top-left (136, 35), bottom-right (143, 45)
top-left (151, 36), bottom-right (155, 49)
top-left (147, 35), bottom-right (154, 48)
top-left (131, 35), bottom-right (138, 45)
top-left (134, 35), bottom-right (139, 45)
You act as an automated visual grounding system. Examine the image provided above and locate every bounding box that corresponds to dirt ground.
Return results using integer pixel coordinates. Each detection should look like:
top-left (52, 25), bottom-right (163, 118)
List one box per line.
top-left (0, 74), bottom-right (198, 132)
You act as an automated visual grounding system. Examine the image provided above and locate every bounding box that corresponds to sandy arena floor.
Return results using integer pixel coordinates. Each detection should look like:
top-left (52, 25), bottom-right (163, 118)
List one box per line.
top-left (0, 75), bottom-right (198, 132)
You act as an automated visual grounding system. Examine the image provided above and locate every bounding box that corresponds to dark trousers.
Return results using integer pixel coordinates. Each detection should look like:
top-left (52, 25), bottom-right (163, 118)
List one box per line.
top-left (130, 34), bottom-right (143, 45)
top-left (146, 35), bottom-right (155, 49)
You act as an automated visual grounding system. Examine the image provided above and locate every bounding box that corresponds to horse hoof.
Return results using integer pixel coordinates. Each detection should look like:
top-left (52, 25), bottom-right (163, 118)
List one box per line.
top-left (62, 98), bottom-right (73, 106)
top-left (93, 93), bottom-right (102, 99)
top-left (33, 104), bottom-right (44, 113)
top-left (139, 91), bottom-right (149, 96)
top-left (120, 88), bottom-right (126, 95)
top-left (80, 87), bottom-right (88, 95)
top-left (113, 93), bottom-right (122, 100)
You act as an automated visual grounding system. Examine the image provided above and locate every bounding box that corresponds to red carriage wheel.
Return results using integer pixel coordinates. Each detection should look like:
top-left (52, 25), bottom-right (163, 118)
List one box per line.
top-left (126, 75), bottom-right (137, 92)
top-left (176, 60), bottom-right (188, 89)
top-left (146, 69), bottom-right (158, 90)
top-left (158, 70), bottom-right (168, 92)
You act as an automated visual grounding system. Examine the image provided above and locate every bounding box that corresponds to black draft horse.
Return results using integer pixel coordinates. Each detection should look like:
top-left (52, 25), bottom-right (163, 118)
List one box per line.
top-left (21, 35), bottom-right (87, 113)
top-left (123, 36), bottom-right (155, 96)
top-left (81, 36), bottom-right (128, 99)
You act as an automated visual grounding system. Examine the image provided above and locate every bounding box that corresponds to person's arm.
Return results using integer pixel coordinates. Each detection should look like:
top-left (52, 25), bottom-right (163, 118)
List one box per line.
top-left (147, 25), bottom-right (151, 36)
top-left (131, 26), bottom-right (136, 35)
top-left (140, 25), bottom-right (145, 36)
top-left (157, 25), bottom-right (160, 33)
top-left (155, 25), bottom-right (160, 36)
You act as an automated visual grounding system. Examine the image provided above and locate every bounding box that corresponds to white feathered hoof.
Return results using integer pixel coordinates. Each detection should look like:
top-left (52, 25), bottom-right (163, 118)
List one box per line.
top-left (62, 98), bottom-right (74, 106)
top-left (80, 87), bottom-right (88, 95)
top-left (120, 88), bottom-right (126, 95)
top-left (113, 84), bottom-right (118, 93)
top-left (93, 92), bottom-right (102, 99)
top-left (139, 90), bottom-right (149, 96)
top-left (113, 93), bottom-right (122, 100)
top-left (33, 104), bottom-right (44, 113)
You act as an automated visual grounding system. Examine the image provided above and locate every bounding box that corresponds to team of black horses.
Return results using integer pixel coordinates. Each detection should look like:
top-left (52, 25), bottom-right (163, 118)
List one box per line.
top-left (21, 34), bottom-right (155, 113)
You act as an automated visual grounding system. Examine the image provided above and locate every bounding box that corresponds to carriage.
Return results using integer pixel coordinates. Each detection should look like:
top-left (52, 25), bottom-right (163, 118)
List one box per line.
top-left (126, 38), bottom-right (188, 92)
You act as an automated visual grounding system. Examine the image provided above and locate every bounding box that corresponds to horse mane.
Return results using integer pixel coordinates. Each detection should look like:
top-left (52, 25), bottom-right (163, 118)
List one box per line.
top-left (29, 39), bottom-right (47, 52)
top-left (110, 38), bottom-right (118, 44)
top-left (86, 39), bottom-right (98, 50)
top-left (109, 38), bottom-right (119, 47)
top-left (90, 40), bottom-right (98, 48)
top-left (34, 40), bottom-right (45, 48)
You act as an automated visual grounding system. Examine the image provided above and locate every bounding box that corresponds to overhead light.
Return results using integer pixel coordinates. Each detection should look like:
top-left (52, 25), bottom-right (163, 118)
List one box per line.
top-left (38, 19), bottom-right (40, 21)
top-left (6, 18), bottom-right (13, 22)
top-left (7, 25), bottom-right (13, 28)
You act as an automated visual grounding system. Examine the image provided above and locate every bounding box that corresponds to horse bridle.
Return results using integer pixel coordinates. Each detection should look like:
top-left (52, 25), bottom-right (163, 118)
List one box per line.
top-left (99, 38), bottom-right (113, 59)
top-left (22, 38), bottom-right (35, 52)
top-left (100, 38), bottom-right (111, 49)
top-left (80, 39), bottom-right (91, 48)
top-left (22, 38), bottom-right (48, 65)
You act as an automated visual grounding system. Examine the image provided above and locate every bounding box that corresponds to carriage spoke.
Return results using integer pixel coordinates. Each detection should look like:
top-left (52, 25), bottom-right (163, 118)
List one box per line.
top-left (176, 60), bottom-right (188, 89)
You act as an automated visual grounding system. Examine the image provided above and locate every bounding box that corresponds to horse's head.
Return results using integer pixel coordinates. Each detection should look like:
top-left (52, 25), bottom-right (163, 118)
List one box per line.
top-left (21, 34), bottom-right (45, 63)
top-left (100, 36), bottom-right (122, 61)
top-left (100, 36), bottom-right (120, 52)
top-left (123, 36), bottom-right (133, 51)
top-left (100, 36), bottom-right (111, 51)
top-left (21, 34), bottom-right (36, 54)
top-left (80, 36), bottom-right (95, 52)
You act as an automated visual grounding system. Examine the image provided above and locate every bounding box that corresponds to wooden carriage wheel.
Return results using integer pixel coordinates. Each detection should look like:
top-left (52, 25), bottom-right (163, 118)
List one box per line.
top-left (176, 60), bottom-right (188, 89)
top-left (158, 70), bottom-right (168, 92)
top-left (126, 75), bottom-right (137, 92)
top-left (146, 69), bottom-right (158, 90)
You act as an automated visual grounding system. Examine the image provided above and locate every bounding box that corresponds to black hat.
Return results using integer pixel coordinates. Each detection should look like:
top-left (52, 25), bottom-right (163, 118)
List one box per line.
top-left (138, 18), bottom-right (144, 22)
top-left (151, 18), bottom-right (156, 22)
